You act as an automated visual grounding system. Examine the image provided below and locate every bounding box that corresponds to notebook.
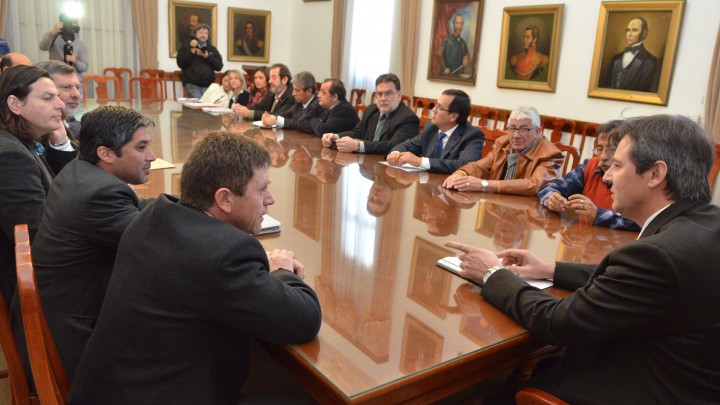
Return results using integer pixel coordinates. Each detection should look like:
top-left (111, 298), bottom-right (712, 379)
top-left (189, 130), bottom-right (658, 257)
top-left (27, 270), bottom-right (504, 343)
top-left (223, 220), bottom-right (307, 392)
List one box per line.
top-left (256, 214), bottom-right (281, 235)
top-left (436, 256), bottom-right (553, 289)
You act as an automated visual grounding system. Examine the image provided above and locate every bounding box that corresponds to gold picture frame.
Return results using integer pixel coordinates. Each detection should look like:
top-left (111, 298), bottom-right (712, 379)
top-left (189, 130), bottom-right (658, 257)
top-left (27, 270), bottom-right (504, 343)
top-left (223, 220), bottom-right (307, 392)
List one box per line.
top-left (497, 4), bottom-right (564, 92)
top-left (587, 0), bottom-right (686, 105)
top-left (407, 237), bottom-right (453, 319)
top-left (227, 8), bottom-right (271, 63)
top-left (168, 0), bottom-right (218, 58)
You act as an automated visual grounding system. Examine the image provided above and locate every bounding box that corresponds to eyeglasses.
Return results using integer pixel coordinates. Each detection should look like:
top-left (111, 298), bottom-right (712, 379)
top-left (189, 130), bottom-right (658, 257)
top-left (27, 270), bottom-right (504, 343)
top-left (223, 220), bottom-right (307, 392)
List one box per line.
top-left (593, 146), bottom-right (616, 155)
top-left (506, 127), bottom-right (535, 135)
top-left (375, 90), bottom-right (399, 98)
top-left (432, 104), bottom-right (450, 112)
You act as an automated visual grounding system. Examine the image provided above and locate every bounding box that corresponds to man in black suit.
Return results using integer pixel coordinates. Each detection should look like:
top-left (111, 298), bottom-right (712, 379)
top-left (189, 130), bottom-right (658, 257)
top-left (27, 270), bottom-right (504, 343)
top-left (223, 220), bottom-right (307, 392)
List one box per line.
top-left (298, 78), bottom-right (359, 136)
top-left (601, 17), bottom-right (659, 92)
top-left (261, 70), bottom-right (322, 129)
top-left (233, 63), bottom-right (295, 120)
top-left (322, 73), bottom-right (419, 155)
top-left (12, 105), bottom-right (156, 383)
top-left (70, 133), bottom-right (321, 404)
top-left (387, 89), bottom-right (483, 174)
top-left (446, 114), bottom-right (720, 403)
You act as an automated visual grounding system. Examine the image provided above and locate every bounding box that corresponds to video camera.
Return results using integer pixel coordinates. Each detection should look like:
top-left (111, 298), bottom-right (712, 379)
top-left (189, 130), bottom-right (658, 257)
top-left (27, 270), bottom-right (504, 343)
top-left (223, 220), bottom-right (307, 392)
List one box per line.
top-left (59, 13), bottom-right (80, 35)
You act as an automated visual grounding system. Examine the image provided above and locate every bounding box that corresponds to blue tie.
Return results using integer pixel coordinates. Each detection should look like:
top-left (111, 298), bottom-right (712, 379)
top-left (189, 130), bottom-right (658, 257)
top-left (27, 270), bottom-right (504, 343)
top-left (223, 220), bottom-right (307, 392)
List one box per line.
top-left (33, 141), bottom-right (45, 156)
top-left (432, 133), bottom-right (446, 158)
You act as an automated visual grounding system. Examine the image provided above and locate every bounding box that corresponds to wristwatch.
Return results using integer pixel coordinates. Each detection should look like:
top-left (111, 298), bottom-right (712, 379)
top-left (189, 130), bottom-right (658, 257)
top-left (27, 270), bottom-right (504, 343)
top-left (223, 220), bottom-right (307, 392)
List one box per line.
top-left (481, 180), bottom-right (489, 192)
top-left (482, 264), bottom-right (505, 284)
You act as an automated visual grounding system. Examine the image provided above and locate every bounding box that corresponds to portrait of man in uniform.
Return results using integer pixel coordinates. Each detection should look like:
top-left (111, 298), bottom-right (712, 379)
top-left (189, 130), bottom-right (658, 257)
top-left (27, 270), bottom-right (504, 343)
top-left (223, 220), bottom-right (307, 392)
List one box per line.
top-left (427, 0), bottom-right (483, 85)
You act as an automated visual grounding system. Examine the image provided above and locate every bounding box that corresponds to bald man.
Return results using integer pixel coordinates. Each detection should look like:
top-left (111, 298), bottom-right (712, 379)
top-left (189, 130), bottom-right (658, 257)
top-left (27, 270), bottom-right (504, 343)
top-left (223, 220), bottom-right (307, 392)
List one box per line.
top-left (0, 52), bottom-right (32, 73)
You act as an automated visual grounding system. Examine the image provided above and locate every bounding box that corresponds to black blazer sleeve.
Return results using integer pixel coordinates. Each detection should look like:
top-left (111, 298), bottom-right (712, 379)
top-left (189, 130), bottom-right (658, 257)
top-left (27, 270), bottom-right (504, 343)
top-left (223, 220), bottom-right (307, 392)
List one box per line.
top-left (298, 100), bottom-right (360, 137)
top-left (428, 123), bottom-right (484, 174)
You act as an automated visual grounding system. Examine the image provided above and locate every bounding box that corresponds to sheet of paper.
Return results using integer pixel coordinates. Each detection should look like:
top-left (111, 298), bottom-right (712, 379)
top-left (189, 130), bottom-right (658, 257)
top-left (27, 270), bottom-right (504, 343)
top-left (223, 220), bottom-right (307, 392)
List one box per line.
top-left (437, 256), bottom-right (553, 289)
top-left (150, 158), bottom-right (175, 170)
top-left (255, 214), bottom-right (281, 235)
top-left (252, 120), bottom-right (277, 129)
top-left (378, 161), bottom-right (427, 172)
top-left (202, 107), bottom-right (234, 114)
top-left (183, 102), bottom-right (220, 109)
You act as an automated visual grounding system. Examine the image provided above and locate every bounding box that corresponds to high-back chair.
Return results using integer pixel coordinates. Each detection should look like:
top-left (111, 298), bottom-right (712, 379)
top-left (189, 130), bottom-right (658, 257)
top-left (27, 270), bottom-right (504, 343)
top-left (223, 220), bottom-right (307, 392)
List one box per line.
top-left (82, 75), bottom-right (123, 104)
top-left (554, 142), bottom-right (580, 176)
top-left (349, 88), bottom-right (366, 106)
top-left (0, 288), bottom-right (37, 405)
top-left (103, 67), bottom-right (133, 99)
top-left (15, 224), bottom-right (69, 405)
top-left (129, 77), bottom-right (166, 101)
top-left (477, 126), bottom-right (507, 158)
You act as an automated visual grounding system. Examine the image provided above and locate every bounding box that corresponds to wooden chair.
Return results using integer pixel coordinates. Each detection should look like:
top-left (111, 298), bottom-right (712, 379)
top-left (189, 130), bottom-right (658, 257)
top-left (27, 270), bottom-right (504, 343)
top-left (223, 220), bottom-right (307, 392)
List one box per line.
top-left (478, 126), bottom-right (507, 158)
top-left (0, 288), bottom-right (38, 405)
top-left (138, 68), bottom-right (166, 79)
top-left (169, 70), bottom-right (186, 100)
top-left (129, 77), bottom-right (166, 101)
top-left (412, 96), bottom-right (436, 118)
top-left (554, 142), bottom-right (580, 176)
top-left (82, 75), bottom-right (123, 104)
top-left (349, 88), bottom-right (366, 106)
top-left (516, 388), bottom-right (569, 405)
top-left (103, 67), bottom-right (132, 100)
top-left (214, 71), bottom-right (223, 84)
top-left (15, 224), bottom-right (69, 405)
top-left (354, 104), bottom-right (366, 119)
top-left (541, 117), bottom-right (576, 144)
top-left (470, 105), bottom-right (500, 129)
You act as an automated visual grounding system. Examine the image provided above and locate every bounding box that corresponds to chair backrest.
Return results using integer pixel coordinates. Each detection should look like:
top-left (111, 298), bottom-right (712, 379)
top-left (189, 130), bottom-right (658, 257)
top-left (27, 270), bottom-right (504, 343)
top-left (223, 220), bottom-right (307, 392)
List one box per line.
top-left (82, 75), bottom-right (123, 104)
top-left (15, 224), bottom-right (69, 405)
top-left (541, 117), bottom-right (576, 144)
top-left (349, 88), bottom-right (366, 106)
top-left (470, 106), bottom-right (500, 129)
top-left (129, 77), bottom-right (166, 101)
top-left (554, 142), bottom-right (580, 176)
top-left (478, 126), bottom-right (507, 158)
top-left (103, 67), bottom-right (133, 99)
top-left (354, 104), bottom-right (366, 119)
top-left (0, 288), bottom-right (35, 405)
top-left (138, 68), bottom-right (166, 79)
top-left (516, 387), bottom-right (569, 405)
top-left (412, 97), bottom-right (436, 119)
top-left (169, 70), bottom-right (186, 100)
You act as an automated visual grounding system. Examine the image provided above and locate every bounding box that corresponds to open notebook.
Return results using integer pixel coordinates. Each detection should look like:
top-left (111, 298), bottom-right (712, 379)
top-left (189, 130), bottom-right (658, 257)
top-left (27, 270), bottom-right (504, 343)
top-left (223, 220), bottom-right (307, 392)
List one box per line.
top-left (436, 256), bottom-right (553, 289)
top-left (256, 214), bottom-right (281, 236)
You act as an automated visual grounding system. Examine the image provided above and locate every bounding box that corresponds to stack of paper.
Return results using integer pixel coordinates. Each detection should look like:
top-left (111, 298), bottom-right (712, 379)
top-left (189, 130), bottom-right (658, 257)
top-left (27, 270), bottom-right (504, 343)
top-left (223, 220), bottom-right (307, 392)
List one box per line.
top-left (202, 107), bottom-right (234, 114)
top-left (436, 256), bottom-right (553, 289)
top-left (379, 161), bottom-right (427, 172)
top-left (256, 214), bottom-right (281, 235)
top-left (252, 121), bottom-right (277, 129)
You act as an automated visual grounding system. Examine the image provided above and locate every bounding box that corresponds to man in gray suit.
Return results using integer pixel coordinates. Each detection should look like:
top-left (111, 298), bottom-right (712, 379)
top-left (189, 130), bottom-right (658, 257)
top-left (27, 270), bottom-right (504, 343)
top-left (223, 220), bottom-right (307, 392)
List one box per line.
top-left (70, 133), bottom-right (321, 404)
top-left (13, 105), bottom-right (157, 383)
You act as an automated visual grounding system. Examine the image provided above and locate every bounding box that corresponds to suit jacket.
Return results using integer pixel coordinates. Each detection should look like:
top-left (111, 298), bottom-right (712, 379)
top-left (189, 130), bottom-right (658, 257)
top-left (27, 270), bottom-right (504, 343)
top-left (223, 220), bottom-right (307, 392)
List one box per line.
top-left (0, 129), bottom-right (53, 308)
top-left (457, 135), bottom-right (563, 196)
top-left (392, 121), bottom-right (484, 173)
top-left (281, 95), bottom-right (323, 130)
top-left (601, 43), bottom-right (659, 93)
top-left (228, 90), bottom-right (250, 108)
top-left (339, 103), bottom-right (420, 155)
top-left (69, 195), bottom-right (322, 404)
top-left (10, 159), bottom-right (150, 383)
top-left (297, 99), bottom-right (359, 137)
top-left (482, 200), bottom-right (720, 404)
top-left (248, 88), bottom-right (295, 120)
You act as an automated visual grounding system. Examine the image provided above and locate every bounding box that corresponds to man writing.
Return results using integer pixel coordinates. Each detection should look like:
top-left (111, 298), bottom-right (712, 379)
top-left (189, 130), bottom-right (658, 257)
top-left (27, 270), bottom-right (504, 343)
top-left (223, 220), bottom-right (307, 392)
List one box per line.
top-left (387, 89), bottom-right (483, 173)
top-left (322, 73), bottom-right (419, 155)
top-left (233, 63), bottom-right (295, 120)
top-left (446, 114), bottom-right (720, 403)
top-left (177, 23), bottom-right (224, 98)
top-left (443, 106), bottom-right (562, 196)
top-left (537, 119), bottom-right (639, 230)
top-left (261, 71), bottom-right (322, 129)
top-left (298, 78), bottom-right (358, 136)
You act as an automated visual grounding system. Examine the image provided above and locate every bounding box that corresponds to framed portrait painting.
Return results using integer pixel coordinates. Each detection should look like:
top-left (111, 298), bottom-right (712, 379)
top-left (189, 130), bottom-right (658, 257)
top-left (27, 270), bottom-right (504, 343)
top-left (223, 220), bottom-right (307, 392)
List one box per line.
top-left (497, 5), bottom-right (564, 92)
top-left (168, 0), bottom-right (217, 58)
top-left (427, 0), bottom-right (484, 85)
top-left (588, 1), bottom-right (686, 105)
top-left (227, 8), bottom-right (271, 62)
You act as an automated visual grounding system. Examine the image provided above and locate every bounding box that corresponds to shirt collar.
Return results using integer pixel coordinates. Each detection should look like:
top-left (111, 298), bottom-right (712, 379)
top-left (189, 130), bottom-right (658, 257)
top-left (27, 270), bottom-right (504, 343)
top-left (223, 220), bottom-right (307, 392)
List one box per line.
top-left (638, 202), bottom-right (673, 240)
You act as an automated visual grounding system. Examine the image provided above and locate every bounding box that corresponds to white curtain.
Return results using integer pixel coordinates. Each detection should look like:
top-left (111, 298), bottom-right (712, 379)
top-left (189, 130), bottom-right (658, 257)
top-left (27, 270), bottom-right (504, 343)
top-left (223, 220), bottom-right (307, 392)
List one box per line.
top-left (5, 0), bottom-right (139, 75)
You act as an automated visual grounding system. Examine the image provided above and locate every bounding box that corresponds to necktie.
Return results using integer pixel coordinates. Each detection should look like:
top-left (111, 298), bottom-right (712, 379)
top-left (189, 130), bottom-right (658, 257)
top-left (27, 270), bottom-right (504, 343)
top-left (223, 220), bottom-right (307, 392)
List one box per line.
top-left (33, 141), bottom-right (45, 156)
top-left (270, 98), bottom-right (279, 113)
top-left (505, 152), bottom-right (519, 180)
top-left (432, 133), bottom-right (447, 158)
top-left (373, 114), bottom-right (386, 141)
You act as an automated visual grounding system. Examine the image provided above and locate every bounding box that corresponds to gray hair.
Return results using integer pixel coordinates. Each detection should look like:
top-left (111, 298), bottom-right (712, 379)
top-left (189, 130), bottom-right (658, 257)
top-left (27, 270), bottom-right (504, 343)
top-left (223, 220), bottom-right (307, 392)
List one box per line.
top-left (293, 71), bottom-right (317, 93)
top-left (35, 60), bottom-right (77, 76)
top-left (509, 106), bottom-right (541, 129)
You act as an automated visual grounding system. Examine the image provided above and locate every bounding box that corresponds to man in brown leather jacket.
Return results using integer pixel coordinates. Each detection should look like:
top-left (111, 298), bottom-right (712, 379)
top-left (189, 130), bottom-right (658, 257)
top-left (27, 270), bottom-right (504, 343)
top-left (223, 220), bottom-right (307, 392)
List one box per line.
top-left (443, 106), bottom-right (562, 196)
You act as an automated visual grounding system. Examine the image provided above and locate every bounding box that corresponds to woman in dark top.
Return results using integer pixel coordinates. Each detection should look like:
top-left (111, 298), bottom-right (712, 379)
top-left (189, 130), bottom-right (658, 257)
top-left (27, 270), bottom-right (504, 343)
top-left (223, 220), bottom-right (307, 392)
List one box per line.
top-left (227, 69), bottom-right (249, 108)
top-left (247, 67), bottom-right (269, 108)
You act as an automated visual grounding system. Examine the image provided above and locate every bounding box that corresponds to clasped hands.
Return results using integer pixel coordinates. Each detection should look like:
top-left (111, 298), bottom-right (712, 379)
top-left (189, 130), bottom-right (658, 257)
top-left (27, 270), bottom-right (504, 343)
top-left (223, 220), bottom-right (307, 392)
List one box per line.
top-left (267, 248), bottom-right (305, 280)
top-left (545, 192), bottom-right (598, 222)
top-left (321, 133), bottom-right (359, 152)
top-left (386, 151), bottom-right (422, 168)
top-left (442, 172), bottom-right (482, 192)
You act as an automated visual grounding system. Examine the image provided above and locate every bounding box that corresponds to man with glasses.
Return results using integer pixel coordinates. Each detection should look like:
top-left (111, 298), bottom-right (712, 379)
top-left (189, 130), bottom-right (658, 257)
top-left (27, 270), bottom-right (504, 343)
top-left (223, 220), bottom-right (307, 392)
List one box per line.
top-left (387, 89), bottom-right (483, 173)
top-left (538, 120), bottom-right (640, 231)
top-left (443, 106), bottom-right (562, 196)
top-left (321, 73), bottom-right (419, 155)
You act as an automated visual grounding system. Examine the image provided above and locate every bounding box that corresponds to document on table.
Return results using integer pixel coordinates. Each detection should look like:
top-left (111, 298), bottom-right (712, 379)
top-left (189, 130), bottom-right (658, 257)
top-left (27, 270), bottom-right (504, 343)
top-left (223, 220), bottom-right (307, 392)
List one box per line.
top-left (255, 214), bottom-right (281, 235)
top-left (436, 256), bottom-right (553, 289)
top-left (378, 161), bottom-right (427, 172)
top-left (202, 107), bottom-right (234, 114)
top-left (183, 102), bottom-right (220, 109)
top-left (252, 121), bottom-right (277, 129)
top-left (150, 158), bottom-right (175, 170)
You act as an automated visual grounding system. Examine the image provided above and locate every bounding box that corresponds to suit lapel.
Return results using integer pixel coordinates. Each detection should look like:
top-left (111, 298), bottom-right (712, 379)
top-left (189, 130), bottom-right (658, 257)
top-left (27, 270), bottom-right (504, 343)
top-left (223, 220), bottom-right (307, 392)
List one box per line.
top-left (441, 126), bottom-right (464, 158)
top-left (638, 200), bottom-right (703, 239)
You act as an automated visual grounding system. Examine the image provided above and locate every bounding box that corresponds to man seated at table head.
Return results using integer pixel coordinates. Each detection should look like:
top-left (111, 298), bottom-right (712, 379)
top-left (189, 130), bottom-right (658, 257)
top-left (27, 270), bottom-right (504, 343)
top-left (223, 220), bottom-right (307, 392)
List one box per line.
top-left (442, 106), bottom-right (563, 196)
top-left (298, 78), bottom-right (359, 137)
top-left (321, 73), bottom-right (419, 154)
top-left (69, 132), bottom-right (322, 404)
top-left (537, 119), bottom-right (640, 231)
top-left (0, 52), bottom-right (31, 73)
top-left (445, 114), bottom-right (720, 404)
top-left (12, 105), bottom-right (156, 384)
top-left (387, 89), bottom-right (483, 173)
top-left (233, 63), bottom-right (295, 120)
top-left (261, 70), bottom-right (322, 130)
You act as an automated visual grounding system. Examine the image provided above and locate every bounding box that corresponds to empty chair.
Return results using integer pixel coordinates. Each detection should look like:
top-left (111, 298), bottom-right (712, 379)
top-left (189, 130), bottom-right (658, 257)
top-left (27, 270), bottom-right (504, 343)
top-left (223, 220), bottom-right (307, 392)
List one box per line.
top-left (169, 70), bottom-right (186, 100)
top-left (541, 117), bottom-right (576, 144)
top-left (138, 68), bottom-right (166, 79)
top-left (15, 224), bottom-right (69, 405)
top-left (129, 77), bottom-right (166, 101)
top-left (470, 105), bottom-right (500, 129)
top-left (354, 104), bottom-right (366, 119)
top-left (554, 142), bottom-right (580, 176)
top-left (103, 67), bottom-right (132, 99)
top-left (349, 88), bottom-right (366, 106)
top-left (82, 75), bottom-right (123, 104)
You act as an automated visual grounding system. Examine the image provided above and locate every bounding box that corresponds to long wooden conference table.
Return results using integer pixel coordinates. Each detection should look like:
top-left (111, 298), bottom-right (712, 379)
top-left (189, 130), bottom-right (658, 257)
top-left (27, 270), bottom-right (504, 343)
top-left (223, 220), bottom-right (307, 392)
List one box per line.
top-left (112, 100), bottom-right (638, 404)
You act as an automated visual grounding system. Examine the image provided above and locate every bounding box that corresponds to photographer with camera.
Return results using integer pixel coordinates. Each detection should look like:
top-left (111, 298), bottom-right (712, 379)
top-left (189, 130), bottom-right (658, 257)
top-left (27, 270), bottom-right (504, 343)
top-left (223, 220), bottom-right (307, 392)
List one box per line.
top-left (177, 23), bottom-right (223, 99)
top-left (38, 14), bottom-right (89, 81)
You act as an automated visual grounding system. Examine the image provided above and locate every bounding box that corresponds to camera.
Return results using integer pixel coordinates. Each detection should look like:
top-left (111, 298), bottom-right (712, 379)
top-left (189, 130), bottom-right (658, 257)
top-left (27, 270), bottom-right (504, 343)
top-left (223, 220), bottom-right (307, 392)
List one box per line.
top-left (59, 13), bottom-right (80, 35)
top-left (197, 43), bottom-right (207, 52)
top-left (63, 42), bottom-right (74, 65)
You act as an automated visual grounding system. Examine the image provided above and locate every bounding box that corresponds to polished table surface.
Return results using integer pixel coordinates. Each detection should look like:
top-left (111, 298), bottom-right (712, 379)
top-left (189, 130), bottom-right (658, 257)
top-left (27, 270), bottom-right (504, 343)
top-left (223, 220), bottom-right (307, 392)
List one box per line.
top-left (117, 100), bottom-right (638, 404)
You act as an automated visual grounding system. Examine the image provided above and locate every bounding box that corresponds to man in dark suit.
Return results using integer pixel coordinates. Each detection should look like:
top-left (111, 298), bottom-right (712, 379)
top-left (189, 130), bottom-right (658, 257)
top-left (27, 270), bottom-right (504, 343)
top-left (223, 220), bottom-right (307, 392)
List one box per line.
top-left (70, 133), bottom-right (322, 404)
top-left (601, 17), bottom-right (659, 92)
top-left (298, 78), bottom-right (359, 136)
top-left (233, 63), bottom-right (295, 120)
top-left (13, 105), bottom-right (157, 383)
top-left (322, 73), bottom-right (419, 155)
top-left (261, 71), bottom-right (322, 130)
top-left (446, 114), bottom-right (720, 403)
top-left (387, 89), bottom-right (483, 174)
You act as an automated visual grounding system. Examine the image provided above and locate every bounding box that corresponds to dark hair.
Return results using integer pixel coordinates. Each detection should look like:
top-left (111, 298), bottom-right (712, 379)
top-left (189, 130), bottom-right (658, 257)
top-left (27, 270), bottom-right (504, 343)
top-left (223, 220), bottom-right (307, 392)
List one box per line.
top-left (616, 114), bottom-right (714, 202)
top-left (597, 119), bottom-right (624, 147)
top-left (323, 78), bottom-right (347, 101)
top-left (194, 23), bottom-right (210, 35)
top-left (36, 60), bottom-right (77, 76)
top-left (270, 63), bottom-right (292, 87)
top-left (0, 65), bottom-right (52, 142)
top-left (442, 89), bottom-right (470, 123)
top-left (0, 55), bottom-right (13, 71)
top-left (630, 17), bottom-right (649, 41)
top-left (375, 73), bottom-right (401, 92)
top-left (181, 132), bottom-right (270, 210)
top-left (78, 105), bottom-right (154, 164)
top-left (293, 71), bottom-right (316, 94)
top-left (250, 67), bottom-right (269, 96)
top-left (525, 25), bottom-right (540, 43)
